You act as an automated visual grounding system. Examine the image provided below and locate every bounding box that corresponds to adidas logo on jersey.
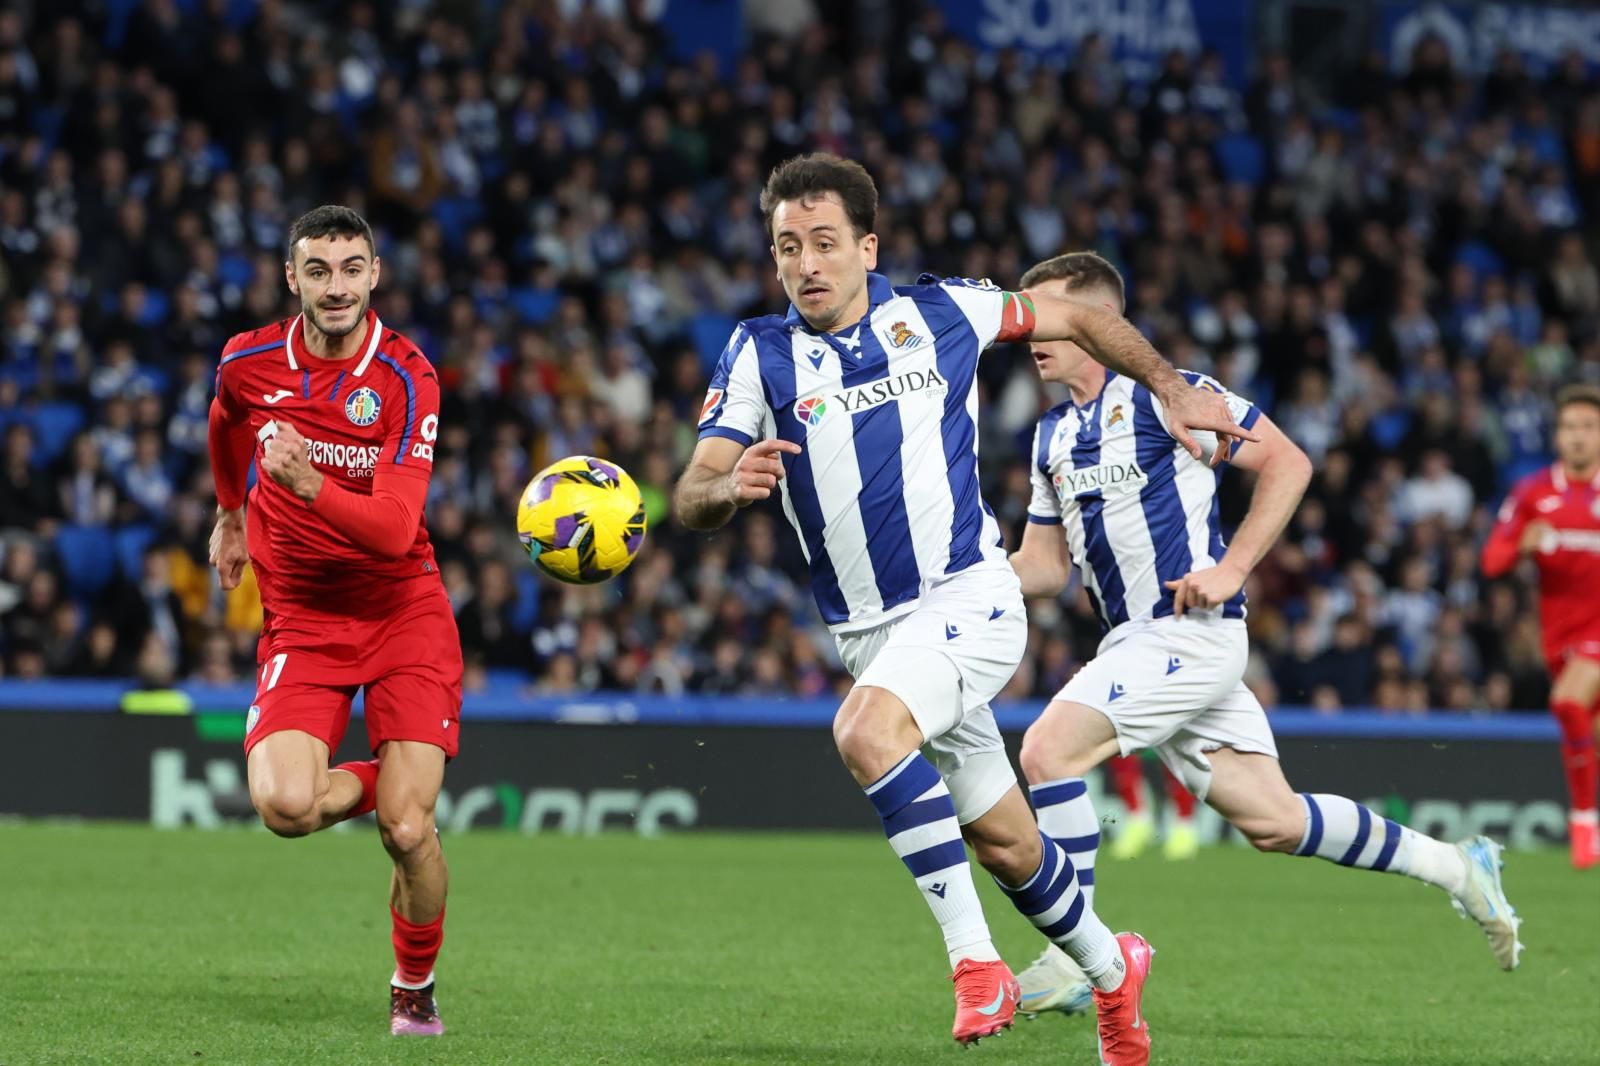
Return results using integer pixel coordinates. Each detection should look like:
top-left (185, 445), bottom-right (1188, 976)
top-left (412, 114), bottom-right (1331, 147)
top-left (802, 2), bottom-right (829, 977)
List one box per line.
top-left (793, 368), bottom-right (948, 426)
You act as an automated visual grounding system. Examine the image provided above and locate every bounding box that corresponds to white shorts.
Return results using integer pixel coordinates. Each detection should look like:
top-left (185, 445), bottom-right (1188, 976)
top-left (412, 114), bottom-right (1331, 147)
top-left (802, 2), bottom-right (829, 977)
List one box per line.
top-left (835, 562), bottom-right (1027, 824)
top-left (1055, 616), bottom-right (1276, 800)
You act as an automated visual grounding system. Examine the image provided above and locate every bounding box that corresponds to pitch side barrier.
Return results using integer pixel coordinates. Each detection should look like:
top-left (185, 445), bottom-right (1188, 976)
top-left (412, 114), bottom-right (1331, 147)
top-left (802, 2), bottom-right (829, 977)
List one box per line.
top-left (0, 681), bottom-right (1565, 843)
top-left (0, 679), bottom-right (1562, 741)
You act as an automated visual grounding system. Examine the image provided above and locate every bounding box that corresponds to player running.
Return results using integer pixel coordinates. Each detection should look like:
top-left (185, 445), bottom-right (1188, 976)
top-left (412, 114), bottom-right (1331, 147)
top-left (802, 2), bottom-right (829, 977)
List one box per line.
top-left (208, 205), bottom-right (458, 1036)
top-left (676, 153), bottom-right (1254, 1064)
top-left (1482, 384), bottom-right (1600, 870)
top-left (1006, 252), bottom-right (1522, 1018)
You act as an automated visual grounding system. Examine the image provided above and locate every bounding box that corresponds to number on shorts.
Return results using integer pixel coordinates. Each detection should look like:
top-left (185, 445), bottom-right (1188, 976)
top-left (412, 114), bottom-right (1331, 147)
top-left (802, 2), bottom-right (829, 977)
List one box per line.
top-left (260, 652), bottom-right (287, 692)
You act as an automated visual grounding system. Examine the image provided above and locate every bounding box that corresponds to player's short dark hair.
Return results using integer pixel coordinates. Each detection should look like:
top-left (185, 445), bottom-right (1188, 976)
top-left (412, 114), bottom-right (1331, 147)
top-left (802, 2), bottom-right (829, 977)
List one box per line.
top-left (1020, 252), bottom-right (1126, 311)
top-left (285, 205), bottom-right (375, 264)
top-left (1557, 383), bottom-right (1600, 418)
top-left (760, 153), bottom-right (877, 241)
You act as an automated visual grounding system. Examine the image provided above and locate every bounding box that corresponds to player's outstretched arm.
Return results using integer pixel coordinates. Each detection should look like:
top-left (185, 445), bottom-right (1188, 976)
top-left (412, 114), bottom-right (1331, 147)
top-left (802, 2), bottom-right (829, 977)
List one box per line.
top-left (1164, 413), bottom-right (1312, 617)
top-left (1009, 520), bottom-right (1071, 599)
top-left (207, 396), bottom-right (253, 590)
top-left (675, 436), bottom-right (803, 531)
top-left (1027, 293), bottom-right (1261, 466)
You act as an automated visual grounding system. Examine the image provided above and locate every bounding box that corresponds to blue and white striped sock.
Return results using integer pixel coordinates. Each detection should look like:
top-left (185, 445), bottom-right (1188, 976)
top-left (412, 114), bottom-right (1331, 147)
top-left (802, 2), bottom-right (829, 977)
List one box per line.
top-left (866, 753), bottom-right (999, 968)
top-left (996, 830), bottom-right (1123, 991)
top-left (1029, 777), bottom-right (1100, 909)
top-left (1295, 793), bottom-right (1467, 894)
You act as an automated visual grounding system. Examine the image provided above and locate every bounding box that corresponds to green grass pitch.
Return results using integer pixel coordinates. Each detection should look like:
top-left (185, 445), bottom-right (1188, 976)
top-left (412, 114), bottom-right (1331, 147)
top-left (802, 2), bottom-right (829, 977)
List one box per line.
top-left (4, 824), bottom-right (1596, 1065)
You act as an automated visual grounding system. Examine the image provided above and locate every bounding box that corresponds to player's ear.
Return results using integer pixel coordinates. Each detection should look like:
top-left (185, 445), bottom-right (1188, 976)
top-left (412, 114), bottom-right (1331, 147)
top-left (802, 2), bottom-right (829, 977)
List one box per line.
top-left (369, 255), bottom-right (381, 291)
top-left (284, 258), bottom-right (298, 296)
top-left (860, 232), bottom-right (878, 270)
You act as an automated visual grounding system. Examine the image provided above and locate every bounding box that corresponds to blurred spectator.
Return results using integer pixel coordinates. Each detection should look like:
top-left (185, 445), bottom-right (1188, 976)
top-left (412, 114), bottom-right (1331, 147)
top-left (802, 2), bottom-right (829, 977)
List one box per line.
top-left (1, 4), bottom-right (1594, 715)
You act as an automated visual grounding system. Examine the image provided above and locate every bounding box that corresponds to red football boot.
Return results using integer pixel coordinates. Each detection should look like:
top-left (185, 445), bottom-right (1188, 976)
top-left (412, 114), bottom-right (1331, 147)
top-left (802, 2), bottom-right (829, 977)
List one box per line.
top-left (950, 958), bottom-right (1019, 1045)
top-left (1092, 933), bottom-right (1154, 1066)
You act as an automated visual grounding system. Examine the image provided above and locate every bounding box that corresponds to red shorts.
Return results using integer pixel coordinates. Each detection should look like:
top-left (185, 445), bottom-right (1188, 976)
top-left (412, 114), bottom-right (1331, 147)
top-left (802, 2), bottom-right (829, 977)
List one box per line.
top-left (1546, 637), bottom-right (1600, 679)
top-left (243, 585), bottom-right (463, 758)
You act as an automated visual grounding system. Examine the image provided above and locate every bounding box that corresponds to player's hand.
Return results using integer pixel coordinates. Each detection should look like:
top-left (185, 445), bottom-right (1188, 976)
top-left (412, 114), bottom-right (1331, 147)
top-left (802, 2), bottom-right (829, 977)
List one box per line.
top-left (209, 509), bottom-right (248, 591)
top-left (726, 438), bottom-right (803, 505)
top-left (1520, 520), bottom-right (1556, 555)
top-left (1159, 385), bottom-right (1262, 468)
top-left (260, 421), bottom-right (323, 503)
top-left (1164, 564), bottom-right (1247, 618)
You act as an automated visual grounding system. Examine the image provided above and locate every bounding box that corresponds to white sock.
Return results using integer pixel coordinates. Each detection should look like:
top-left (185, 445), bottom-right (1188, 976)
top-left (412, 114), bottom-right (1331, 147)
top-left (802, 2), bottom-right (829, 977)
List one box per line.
top-left (1295, 793), bottom-right (1467, 895)
top-left (1029, 777), bottom-right (1101, 909)
top-left (866, 753), bottom-right (999, 968)
top-left (997, 831), bottom-right (1124, 991)
top-left (391, 969), bottom-right (434, 990)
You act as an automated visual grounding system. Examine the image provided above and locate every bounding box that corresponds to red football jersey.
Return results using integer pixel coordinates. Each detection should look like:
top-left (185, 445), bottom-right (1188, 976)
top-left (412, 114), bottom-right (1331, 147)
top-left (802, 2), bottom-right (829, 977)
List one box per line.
top-left (214, 310), bottom-right (443, 623)
top-left (1482, 463), bottom-right (1600, 664)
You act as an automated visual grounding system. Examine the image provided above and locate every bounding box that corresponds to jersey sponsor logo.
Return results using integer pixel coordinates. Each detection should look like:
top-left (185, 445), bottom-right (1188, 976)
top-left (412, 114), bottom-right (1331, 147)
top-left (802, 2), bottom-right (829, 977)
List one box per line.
top-left (1052, 460), bottom-right (1148, 499)
top-left (699, 388), bottom-right (724, 426)
top-left (885, 321), bottom-right (925, 350)
top-left (1552, 529), bottom-right (1600, 553)
top-left (305, 436), bottom-right (382, 475)
top-left (262, 389), bottom-right (294, 405)
top-left (345, 386), bottom-right (381, 426)
top-left (1536, 496), bottom-right (1562, 513)
top-left (794, 367), bottom-right (948, 426)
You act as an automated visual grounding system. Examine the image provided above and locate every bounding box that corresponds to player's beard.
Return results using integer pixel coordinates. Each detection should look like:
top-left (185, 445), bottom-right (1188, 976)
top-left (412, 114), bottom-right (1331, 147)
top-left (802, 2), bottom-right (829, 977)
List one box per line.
top-left (305, 294), bottom-right (368, 338)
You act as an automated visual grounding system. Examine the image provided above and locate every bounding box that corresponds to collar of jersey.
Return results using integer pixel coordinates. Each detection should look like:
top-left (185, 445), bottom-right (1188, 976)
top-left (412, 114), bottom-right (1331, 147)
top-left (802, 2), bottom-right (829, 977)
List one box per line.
top-left (783, 272), bottom-right (896, 333)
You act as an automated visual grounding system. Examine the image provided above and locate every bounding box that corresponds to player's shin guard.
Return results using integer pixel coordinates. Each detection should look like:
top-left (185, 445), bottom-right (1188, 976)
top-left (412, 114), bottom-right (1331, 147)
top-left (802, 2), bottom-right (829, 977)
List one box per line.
top-left (1029, 777), bottom-right (1099, 907)
top-left (1294, 794), bottom-right (1466, 894)
top-left (1552, 699), bottom-right (1599, 814)
top-left (391, 905), bottom-right (445, 989)
top-left (866, 753), bottom-right (998, 967)
top-left (997, 830), bottom-right (1123, 991)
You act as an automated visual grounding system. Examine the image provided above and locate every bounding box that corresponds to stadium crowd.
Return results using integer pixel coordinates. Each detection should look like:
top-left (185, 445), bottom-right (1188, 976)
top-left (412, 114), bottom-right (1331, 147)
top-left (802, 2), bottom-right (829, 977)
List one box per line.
top-left (1, 2), bottom-right (1597, 714)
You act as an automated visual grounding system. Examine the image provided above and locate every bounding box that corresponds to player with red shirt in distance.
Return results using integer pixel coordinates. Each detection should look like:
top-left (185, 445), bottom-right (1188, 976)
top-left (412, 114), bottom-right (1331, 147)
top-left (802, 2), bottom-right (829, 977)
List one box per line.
top-left (1482, 384), bottom-right (1600, 870)
top-left (207, 205), bottom-right (461, 1033)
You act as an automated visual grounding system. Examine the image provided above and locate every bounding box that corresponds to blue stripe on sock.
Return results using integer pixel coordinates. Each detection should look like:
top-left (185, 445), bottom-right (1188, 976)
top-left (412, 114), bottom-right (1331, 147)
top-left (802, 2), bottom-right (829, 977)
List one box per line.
top-left (902, 839), bottom-right (967, 878)
top-left (883, 797), bottom-right (954, 838)
top-left (866, 755), bottom-right (941, 818)
top-left (1038, 891), bottom-right (1087, 939)
top-left (1030, 779), bottom-right (1088, 806)
top-left (1337, 804), bottom-right (1373, 866)
top-left (1373, 818), bottom-right (1402, 872)
top-left (1078, 868), bottom-right (1095, 887)
top-left (1055, 832), bottom-right (1100, 854)
top-left (1296, 794), bottom-right (1324, 856)
top-left (998, 831), bottom-right (1059, 901)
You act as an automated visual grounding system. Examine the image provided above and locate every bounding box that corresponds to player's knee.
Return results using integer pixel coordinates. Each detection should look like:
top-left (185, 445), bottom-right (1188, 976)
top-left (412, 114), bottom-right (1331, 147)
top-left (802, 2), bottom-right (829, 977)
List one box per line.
top-left (378, 808), bottom-right (436, 857)
top-left (832, 699), bottom-right (889, 767)
top-left (254, 791), bottom-right (320, 838)
top-left (1019, 724), bottom-right (1090, 782)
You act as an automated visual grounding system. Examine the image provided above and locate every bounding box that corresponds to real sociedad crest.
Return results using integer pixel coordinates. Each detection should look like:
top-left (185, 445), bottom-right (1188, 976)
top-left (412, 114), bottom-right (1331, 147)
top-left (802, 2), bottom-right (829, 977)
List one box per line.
top-left (345, 386), bottom-right (381, 426)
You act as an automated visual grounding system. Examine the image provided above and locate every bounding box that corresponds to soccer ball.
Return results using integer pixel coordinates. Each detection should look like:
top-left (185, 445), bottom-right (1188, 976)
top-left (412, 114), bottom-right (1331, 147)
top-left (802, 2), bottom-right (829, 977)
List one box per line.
top-left (516, 455), bottom-right (647, 584)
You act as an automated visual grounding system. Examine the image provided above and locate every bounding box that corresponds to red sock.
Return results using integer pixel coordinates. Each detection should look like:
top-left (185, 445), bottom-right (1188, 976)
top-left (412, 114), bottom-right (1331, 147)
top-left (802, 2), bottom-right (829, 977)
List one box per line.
top-left (1110, 755), bottom-right (1145, 813)
top-left (391, 905), bottom-right (445, 987)
top-left (1162, 767), bottom-right (1197, 820)
top-left (1553, 700), bottom-right (1599, 813)
top-left (332, 759), bottom-right (380, 819)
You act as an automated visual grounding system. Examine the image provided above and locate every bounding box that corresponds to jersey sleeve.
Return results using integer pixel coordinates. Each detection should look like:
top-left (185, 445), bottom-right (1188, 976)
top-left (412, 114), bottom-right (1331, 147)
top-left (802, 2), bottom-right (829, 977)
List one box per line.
top-left (1481, 477), bottom-right (1535, 577)
top-left (1027, 421), bottom-right (1063, 525)
top-left (933, 277), bottom-right (1036, 351)
top-left (698, 325), bottom-right (766, 447)
top-left (380, 353), bottom-right (441, 480)
top-left (1147, 371), bottom-right (1262, 450)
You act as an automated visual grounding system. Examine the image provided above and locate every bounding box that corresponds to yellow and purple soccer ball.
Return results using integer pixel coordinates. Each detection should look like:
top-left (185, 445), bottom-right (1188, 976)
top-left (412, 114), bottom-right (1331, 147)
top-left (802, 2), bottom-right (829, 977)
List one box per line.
top-left (516, 455), bottom-right (647, 584)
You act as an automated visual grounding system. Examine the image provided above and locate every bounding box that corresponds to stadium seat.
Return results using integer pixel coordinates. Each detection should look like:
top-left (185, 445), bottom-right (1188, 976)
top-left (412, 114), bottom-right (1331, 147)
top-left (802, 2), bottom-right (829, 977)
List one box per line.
top-left (29, 403), bottom-right (86, 467)
top-left (54, 524), bottom-right (116, 598)
top-left (113, 525), bottom-right (159, 582)
top-left (1215, 134), bottom-right (1265, 188)
top-left (432, 198), bottom-right (486, 249)
top-left (690, 313), bottom-right (738, 374)
top-left (218, 253), bottom-right (254, 291)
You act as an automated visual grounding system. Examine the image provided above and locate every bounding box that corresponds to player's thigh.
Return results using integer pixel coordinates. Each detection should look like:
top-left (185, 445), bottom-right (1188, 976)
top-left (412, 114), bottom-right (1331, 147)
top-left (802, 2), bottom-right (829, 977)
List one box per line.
top-left (1551, 653), bottom-right (1600, 706)
top-left (244, 650), bottom-right (355, 808)
top-left (1019, 699), bottom-right (1121, 780)
top-left (1199, 748), bottom-right (1301, 843)
top-left (363, 592), bottom-right (464, 758)
top-left (246, 729), bottom-right (334, 815)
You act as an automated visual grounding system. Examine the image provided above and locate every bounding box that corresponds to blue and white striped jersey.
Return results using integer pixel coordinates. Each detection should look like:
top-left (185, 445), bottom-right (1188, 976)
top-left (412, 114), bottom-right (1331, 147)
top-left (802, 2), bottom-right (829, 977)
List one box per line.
top-left (699, 273), bottom-right (1024, 632)
top-left (1027, 370), bottom-right (1262, 632)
